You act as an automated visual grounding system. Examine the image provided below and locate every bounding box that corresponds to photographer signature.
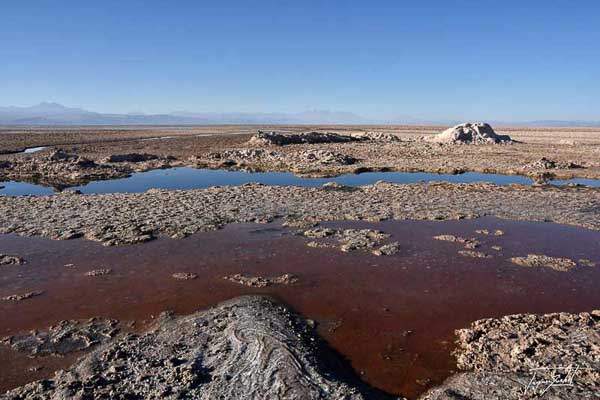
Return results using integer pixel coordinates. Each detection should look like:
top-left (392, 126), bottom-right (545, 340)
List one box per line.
top-left (524, 364), bottom-right (590, 396)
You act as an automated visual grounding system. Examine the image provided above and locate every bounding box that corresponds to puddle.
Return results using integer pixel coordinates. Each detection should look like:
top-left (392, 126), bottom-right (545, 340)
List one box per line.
top-left (22, 146), bottom-right (47, 154)
top-left (0, 217), bottom-right (599, 398)
top-left (551, 177), bottom-right (600, 186)
top-left (140, 131), bottom-right (254, 141)
top-left (0, 181), bottom-right (56, 196)
top-left (1, 167), bottom-right (598, 196)
top-left (140, 136), bottom-right (174, 141)
top-left (196, 131), bottom-right (254, 137)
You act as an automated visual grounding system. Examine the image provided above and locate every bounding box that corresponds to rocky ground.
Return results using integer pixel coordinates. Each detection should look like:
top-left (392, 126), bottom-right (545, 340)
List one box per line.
top-left (1, 291), bottom-right (42, 302)
top-left (1, 124), bottom-right (599, 399)
top-left (0, 149), bottom-right (176, 188)
top-left (301, 227), bottom-right (401, 255)
top-left (2, 125), bottom-right (600, 188)
top-left (1, 296), bottom-right (391, 400)
top-left (1, 319), bottom-right (119, 357)
top-left (2, 296), bottom-right (598, 399)
top-left (193, 131), bottom-right (600, 180)
top-left (423, 309), bottom-right (600, 399)
top-left (223, 273), bottom-right (299, 287)
top-left (0, 181), bottom-right (597, 246)
top-left (510, 254), bottom-right (578, 272)
top-left (0, 254), bottom-right (26, 266)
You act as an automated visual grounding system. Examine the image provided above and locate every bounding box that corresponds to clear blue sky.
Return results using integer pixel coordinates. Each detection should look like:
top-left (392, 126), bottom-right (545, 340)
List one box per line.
top-left (1, 0), bottom-right (599, 121)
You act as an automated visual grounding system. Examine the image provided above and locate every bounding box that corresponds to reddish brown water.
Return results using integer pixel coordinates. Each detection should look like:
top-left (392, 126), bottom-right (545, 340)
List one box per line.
top-left (1, 217), bottom-right (599, 398)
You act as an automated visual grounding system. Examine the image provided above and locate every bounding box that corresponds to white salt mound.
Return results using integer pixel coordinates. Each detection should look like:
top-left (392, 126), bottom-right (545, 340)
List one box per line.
top-left (428, 122), bottom-right (512, 144)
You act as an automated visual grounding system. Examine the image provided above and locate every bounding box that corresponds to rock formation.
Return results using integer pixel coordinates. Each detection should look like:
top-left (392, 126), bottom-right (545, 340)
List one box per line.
top-left (223, 273), bottom-right (298, 287)
top-left (427, 123), bottom-right (512, 144)
top-left (0, 254), bottom-right (26, 266)
top-left (3, 296), bottom-right (385, 399)
top-left (510, 254), bottom-right (577, 271)
top-left (248, 131), bottom-right (365, 146)
top-left (522, 157), bottom-right (582, 170)
top-left (422, 309), bottom-right (600, 399)
top-left (2, 319), bottom-right (119, 356)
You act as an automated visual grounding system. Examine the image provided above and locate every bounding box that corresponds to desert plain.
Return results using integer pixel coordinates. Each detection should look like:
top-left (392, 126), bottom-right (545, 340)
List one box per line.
top-left (0, 124), bottom-right (599, 399)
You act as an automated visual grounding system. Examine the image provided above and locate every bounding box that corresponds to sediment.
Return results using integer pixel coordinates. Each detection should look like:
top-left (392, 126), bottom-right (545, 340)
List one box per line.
top-left (0, 182), bottom-right (598, 246)
top-left (1, 319), bottom-right (119, 357)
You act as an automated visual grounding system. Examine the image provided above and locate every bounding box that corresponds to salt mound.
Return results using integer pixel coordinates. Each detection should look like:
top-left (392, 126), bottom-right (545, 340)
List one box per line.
top-left (348, 131), bottom-right (401, 141)
top-left (248, 131), bottom-right (363, 146)
top-left (428, 122), bottom-right (512, 144)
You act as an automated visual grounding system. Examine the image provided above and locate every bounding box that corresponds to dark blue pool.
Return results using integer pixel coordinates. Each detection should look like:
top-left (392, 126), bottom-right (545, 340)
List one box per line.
top-left (1, 167), bottom-right (598, 196)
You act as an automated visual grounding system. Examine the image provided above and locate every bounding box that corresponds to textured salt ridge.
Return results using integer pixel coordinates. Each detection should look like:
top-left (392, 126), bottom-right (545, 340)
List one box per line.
top-left (0, 181), bottom-right (598, 246)
top-left (2, 296), bottom-right (394, 400)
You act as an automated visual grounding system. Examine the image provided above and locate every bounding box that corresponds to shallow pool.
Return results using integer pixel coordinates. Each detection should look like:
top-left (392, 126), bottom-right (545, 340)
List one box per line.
top-left (1, 167), bottom-right (598, 196)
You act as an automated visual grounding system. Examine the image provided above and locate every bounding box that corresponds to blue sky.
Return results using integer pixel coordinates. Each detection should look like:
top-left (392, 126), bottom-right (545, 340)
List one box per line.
top-left (1, 0), bottom-right (599, 121)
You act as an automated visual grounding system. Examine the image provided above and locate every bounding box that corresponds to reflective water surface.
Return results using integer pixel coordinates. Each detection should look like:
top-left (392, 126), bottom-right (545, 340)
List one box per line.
top-left (2, 167), bottom-right (598, 196)
top-left (1, 217), bottom-right (599, 398)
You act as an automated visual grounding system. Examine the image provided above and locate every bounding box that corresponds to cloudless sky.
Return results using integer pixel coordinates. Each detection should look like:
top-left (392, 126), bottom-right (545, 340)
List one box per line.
top-left (1, 0), bottom-right (599, 121)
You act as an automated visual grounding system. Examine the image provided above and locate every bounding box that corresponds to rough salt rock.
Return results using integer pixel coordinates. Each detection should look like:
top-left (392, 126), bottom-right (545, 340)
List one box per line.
top-left (0, 253), bottom-right (26, 266)
top-left (348, 131), bottom-right (401, 141)
top-left (47, 150), bottom-right (96, 168)
top-left (198, 148), bottom-right (357, 169)
top-left (0, 181), bottom-right (598, 247)
top-left (427, 123), bottom-right (512, 145)
top-left (305, 228), bottom-right (441, 254)
top-left (48, 149), bottom-right (75, 162)
top-left (1, 291), bottom-right (42, 301)
top-left (203, 148), bottom-right (279, 163)
top-left (102, 153), bottom-right (160, 163)
top-left (303, 227), bottom-right (336, 238)
top-left (1, 318), bottom-right (119, 356)
top-left (578, 259), bottom-right (597, 268)
top-left (248, 131), bottom-right (364, 146)
top-left (172, 272), bottom-right (198, 280)
top-left (458, 250), bottom-right (493, 259)
top-left (433, 235), bottom-right (480, 248)
top-left (290, 150), bottom-right (358, 165)
top-left (335, 229), bottom-right (390, 252)
top-left (2, 149), bottom-right (130, 188)
top-left (433, 234), bottom-right (466, 242)
top-left (282, 217), bottom-right (320, 229)
top-left (475, 229), bottom-right (504, 236)
top-left (223, 273), bottom-right (299, 287)
top-left (420, 309), bottom-right (600, 399)
top-left (84, 268), bottom-right (112, 277)
top-left (306, 241), bottom-right (335, 249)
top-left (372, 241), bottom-right (400, 256)
top-left (522, 157), bottom-right (583, 170)
top-left (510, 254), bottom-right (577, 272)
top-left (3, 296), bottom-right (374, 399)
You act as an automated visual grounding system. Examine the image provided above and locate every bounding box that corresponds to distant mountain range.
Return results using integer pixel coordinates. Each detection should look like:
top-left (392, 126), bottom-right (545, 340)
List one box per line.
top-left (0, 103), bottom-right (372, 125)
top-left (0, 102), bottom-right (599, 127)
